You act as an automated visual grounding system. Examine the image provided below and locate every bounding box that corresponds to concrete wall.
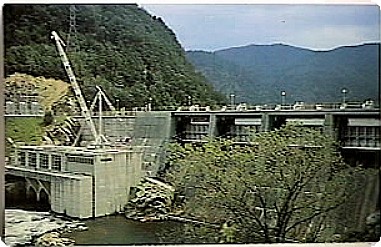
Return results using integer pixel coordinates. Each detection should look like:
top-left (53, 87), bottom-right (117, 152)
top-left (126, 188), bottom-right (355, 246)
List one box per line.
top-left (126, 150), bottom-right (144, 191)
top-left (94, 151), bottom-right (129, 217)
top-left (65, 162), bottom-right (94, 175)
top-left (7, 146), bottom-right (145, 219)
top-left (5, 165), bottom-right (94, 219)
top-left (50, 175), bottom-right (92, 218)
top-left (131, 112), bottom-right (173, 177)
top-left (75, 116), bottom-right (136, 144)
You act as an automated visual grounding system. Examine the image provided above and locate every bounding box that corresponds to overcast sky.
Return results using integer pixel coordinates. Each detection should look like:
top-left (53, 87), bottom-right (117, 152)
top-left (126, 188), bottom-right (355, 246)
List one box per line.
top-left (141, 4), bottom-right (380, 51)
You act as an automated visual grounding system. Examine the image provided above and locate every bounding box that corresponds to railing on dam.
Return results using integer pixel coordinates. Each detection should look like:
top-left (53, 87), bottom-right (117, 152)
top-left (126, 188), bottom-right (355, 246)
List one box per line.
top-left (4, 100), bottom-right (379, 117)
top-left (91, 102), bottom-right (379, 114)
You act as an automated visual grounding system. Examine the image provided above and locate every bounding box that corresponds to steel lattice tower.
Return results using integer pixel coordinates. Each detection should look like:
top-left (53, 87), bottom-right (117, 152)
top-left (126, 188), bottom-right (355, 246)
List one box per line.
top-left (66, 5), bottom-right (79, 56)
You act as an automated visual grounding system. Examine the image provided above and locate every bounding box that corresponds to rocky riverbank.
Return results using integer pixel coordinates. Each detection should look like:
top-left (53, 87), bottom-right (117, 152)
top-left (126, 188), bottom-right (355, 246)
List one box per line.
top-left (124, 177), bottom-right (178, 222)
top-left (4, 209), bottom-right (88, 247)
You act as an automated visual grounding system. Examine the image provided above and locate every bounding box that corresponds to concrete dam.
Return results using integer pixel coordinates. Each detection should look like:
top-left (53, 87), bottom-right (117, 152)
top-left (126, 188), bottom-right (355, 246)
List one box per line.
top-left (5, 107), bottom-right (380, 219)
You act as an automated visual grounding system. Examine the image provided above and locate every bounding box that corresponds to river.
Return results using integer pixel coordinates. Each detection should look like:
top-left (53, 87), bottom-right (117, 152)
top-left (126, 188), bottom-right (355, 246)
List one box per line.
top-left (5, 179), bottom-right (182, 246)
top-left (5, 208), bottom-right (182, 246)
top-left (62, 214), bottom-right (182, 245)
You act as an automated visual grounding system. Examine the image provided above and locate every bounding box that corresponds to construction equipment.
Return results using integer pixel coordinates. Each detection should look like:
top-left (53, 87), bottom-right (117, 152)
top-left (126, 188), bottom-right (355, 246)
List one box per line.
top-left (51, 31), bottom-right (106, 145)
top-left (72, 86), bottom-right (116, 146)
top-left (91, 86), bottom-right (116, 112)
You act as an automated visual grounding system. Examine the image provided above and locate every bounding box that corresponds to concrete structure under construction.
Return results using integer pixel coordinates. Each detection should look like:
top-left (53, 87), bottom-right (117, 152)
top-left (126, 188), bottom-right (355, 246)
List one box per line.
top-left (7, 146), bottom-right (143, 218)
top-left (6, 111), bottom-right (173, 218)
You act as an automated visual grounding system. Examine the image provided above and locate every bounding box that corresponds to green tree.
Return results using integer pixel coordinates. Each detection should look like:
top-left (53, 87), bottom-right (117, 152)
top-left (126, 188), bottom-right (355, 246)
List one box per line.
top-left (42, 110), bottom-right (54, 126)
top-left (162, 124), bottom-right (368, 243)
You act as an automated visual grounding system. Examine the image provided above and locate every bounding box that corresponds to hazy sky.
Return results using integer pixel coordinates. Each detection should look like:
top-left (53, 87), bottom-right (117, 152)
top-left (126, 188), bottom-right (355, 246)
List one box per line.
top-left (141, 4), bottom-right (380, 51)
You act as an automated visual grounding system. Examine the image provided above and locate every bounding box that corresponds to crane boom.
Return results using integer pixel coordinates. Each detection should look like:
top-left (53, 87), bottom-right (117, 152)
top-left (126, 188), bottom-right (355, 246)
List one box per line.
top-left (95, 86), bottom-right (116, 112)
top-left (51, 31), bottom-right (99, 143)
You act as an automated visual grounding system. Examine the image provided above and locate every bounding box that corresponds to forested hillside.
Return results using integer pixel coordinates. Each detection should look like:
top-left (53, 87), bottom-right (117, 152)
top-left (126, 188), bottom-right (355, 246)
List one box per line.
top-left (4, 4), bottom-right (225, 109)
top-left (187, 43), bottom-right (379, 104)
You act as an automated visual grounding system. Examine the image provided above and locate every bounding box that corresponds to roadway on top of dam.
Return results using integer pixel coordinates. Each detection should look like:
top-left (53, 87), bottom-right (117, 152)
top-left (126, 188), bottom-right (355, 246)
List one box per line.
top-left (4, 103), bottom-right (380, 118)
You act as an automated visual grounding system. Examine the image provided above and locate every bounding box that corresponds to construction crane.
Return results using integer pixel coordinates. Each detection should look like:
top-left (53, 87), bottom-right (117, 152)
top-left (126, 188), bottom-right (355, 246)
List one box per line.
top-left (72, 86), bottom-right (116, 146)
top-left (51, 31), bottom-right (106, 145)
top-left (93, 86), bottom-right (116, 112)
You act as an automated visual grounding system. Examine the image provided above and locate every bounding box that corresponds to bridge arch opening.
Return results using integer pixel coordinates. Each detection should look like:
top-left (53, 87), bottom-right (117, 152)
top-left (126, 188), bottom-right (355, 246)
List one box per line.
top-left (38, 189), bottom-right (51, 211)
top-left (26, 185), bottom-right (38, 205)
top-left (25, 183), bottom-right (51, 211)
top-left (38, 187), bottom-right (50, 202)
top-left (5, 175), bottom-right (27, 208)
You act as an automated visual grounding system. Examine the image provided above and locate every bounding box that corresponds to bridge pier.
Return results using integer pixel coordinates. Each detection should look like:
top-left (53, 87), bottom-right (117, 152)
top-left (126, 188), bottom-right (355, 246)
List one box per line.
top-left (26, 183), bottom-right (37, 201)
top-left (25, 178), bottom-right (50, 203)
top-left (260, 113), bottom-right (271, 132)
top-left (324, 113), bottom-right (336, 139)
top-left (208, 114), bottom-right (217, 137)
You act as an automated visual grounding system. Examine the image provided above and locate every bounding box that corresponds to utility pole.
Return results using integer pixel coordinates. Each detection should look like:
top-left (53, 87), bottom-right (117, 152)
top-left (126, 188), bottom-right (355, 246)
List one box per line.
top-left (341, 88), bottom-right (348, 104)
top-left (230, 94), bottom-right (235, 109)
top-left (281, 91), bottom-right (286, 106)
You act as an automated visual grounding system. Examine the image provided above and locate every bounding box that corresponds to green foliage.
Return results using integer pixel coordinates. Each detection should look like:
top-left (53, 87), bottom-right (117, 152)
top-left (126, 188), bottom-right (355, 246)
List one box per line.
top-left (162, 124), bottom-right (367, 243)
top-left (220, 222), bottom-right (237, 243)
top-left (4, 4), bottom-right (226, 109)
top-left (187, 43), bottom-right (379, 104)
top-left (5, 117), bottom-right (44, 156)
top-left (5, 117), bottom-right (44, 145)
top-left (42, 110), bottom-right (54, 126)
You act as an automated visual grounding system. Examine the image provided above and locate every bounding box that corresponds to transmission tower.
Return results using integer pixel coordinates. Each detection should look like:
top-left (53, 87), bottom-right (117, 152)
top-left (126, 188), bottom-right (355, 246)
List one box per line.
top-left (66, 5), bottom-right (79, 55)
top-left (66, 4), bottom-right (86, 115)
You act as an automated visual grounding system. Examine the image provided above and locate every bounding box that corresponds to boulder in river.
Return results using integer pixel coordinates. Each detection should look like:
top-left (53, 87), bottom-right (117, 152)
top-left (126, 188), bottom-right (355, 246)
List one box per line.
top-left (125, 177), bottom-right (175, 222)
top-left (35, 232), bottom-right (75, 247)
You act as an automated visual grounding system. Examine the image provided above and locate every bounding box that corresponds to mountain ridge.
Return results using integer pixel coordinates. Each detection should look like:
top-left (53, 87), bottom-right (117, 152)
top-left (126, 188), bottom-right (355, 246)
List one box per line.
top-left (187, 42), bottom-right (379, 104)
top-left (187, 42), bottom-right (380, 53)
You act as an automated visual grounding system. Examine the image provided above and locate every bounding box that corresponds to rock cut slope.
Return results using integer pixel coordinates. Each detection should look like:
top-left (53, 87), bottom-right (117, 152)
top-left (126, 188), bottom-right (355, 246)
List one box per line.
top-left (5, 73), bottom-right (70, 111)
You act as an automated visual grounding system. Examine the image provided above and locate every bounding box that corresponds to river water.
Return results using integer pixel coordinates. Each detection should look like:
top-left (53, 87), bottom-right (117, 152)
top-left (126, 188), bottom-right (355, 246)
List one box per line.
top-left (62, 214), bottom-right (182, 245)
top-left (5, 180), bottom-right (182, 246)
top-left (5, 208), bottom-right (182, 246)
